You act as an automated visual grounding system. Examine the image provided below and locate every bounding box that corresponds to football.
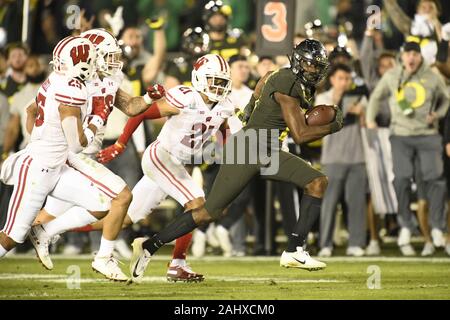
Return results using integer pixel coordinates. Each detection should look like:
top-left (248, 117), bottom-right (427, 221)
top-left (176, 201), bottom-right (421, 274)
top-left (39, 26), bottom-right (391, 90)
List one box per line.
top-left (305, 105), bottom-right (336, 126)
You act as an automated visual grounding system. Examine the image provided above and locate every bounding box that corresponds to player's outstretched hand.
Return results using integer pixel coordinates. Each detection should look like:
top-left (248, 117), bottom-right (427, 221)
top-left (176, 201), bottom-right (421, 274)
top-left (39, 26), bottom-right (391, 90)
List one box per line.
top-left (96, 142), bottom-right (125, 164)
top-left (144, 84), bottom-right (165, 104)
top-left (330, 106), bottom-right (343, 133)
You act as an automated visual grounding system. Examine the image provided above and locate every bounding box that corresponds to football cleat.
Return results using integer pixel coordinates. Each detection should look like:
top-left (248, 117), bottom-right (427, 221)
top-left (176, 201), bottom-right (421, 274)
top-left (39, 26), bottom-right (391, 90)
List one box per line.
top-left (92, 255), bottom-right (128, 282)
top-left (166, 264), bottom-right (204, 283)
top-left (129, 237), bottom-right (152, 284)
top-left (29, 225), bottom-right (54, 270)
top-left (318, 247), bottom-right (332, 257)
top-left (280, 247), bottom-right (326, 271)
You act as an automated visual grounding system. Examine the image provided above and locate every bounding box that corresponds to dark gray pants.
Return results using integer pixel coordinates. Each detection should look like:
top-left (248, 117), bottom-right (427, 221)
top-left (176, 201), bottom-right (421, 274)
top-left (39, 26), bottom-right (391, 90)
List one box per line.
top-left (320, 163), bottom-right (367, 248)
top-left (390, 135), bottom-right (447, 231)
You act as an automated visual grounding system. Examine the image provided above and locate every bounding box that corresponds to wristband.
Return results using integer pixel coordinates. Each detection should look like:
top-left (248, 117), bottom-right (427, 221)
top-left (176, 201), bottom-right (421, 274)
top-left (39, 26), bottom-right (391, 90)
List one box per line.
top-left (143, 93), bottom-right (153, 105)
top-left (84, 127), bottom-right (95, 145)
top-left (90, 115), bottom-right (105, 129)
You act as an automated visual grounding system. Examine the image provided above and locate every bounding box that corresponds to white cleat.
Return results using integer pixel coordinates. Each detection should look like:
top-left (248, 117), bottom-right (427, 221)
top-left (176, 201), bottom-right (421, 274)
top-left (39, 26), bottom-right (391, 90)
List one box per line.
top-left (191, 230), bottom-right (206, 258)
top-left (129, 237), bottom-right (152, 284)
top-left (365, 240), bottom-right (381, 256)
top-left (421, 242), bottom-right (435, 256)
top-left (29, 225), bottom-right (53, 270)
top-left (431, 229), bottom-right (445, 248)
top-left (92, 255), bottom-right (128, 282)
top-left (215, 225), bottom-right (232, 257)
top-left (280, 247), bottom-right (326, 271)
top-left (445, 243), bottom-right (450, 256)
top-left (399, 244), bottom-right (416, 256)
top-left (346, 246), bottom-right (365, 257)
top-left (114, 238), bottom-right (132, 260)
top-left (318, 247), bottom-right (332, 257)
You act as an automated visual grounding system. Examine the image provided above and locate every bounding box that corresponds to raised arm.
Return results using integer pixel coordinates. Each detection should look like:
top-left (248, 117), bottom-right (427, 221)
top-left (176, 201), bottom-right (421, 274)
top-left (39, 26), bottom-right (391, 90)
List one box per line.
top-left (383, 0), bottom-right (412, 36)
top-left (142, 25), bottom-right (167, 86)
top-left (276, 92), bottom-right (343, 145)
top-left (97, 90), bottom-right (180, 164)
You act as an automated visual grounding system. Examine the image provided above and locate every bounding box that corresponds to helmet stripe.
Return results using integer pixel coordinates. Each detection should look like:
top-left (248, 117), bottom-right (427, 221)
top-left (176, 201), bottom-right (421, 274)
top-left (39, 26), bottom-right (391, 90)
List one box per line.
top-left (215, 54), bottom-right (224, 72)
top-left (218, 55), bottom-right (228, 73)
top-left (55, 36), bottom-right (76, 58)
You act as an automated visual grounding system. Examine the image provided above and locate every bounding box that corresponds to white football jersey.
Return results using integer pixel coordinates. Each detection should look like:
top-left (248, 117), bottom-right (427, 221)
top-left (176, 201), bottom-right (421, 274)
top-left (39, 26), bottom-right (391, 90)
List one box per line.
top-left (82, 72), bottom-right (123, 155)
top-left (27, 72), bottom-right (88, 168)
top-left (157, 85), bottom-right (235, 163)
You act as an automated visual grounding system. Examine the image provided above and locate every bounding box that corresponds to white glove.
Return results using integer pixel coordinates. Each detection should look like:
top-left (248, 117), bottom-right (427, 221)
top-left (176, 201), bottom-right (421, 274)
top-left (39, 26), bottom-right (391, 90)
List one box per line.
top-left (411, 14), bottom-right (434, 37)
top-left (442, 23), bottom-right (450, 41)
top-left (104, 6), bottom-right (124, 37)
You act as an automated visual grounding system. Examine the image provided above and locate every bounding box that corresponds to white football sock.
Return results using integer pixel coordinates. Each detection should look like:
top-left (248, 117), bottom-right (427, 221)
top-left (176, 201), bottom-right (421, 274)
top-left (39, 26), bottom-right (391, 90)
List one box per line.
top-left (43, 206), bottom-right (98, 238)
top-left (0, 244), bottom-right (8, 258)
top-left (96, 237), bottom-right (115, 258)
top-left (170, 259), bottom-right (187, 267)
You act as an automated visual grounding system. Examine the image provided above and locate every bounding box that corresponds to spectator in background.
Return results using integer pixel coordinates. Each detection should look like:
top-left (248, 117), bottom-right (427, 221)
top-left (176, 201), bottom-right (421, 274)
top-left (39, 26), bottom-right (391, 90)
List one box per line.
top-left (366, 41), bottom-right (449, 256)
top-left (360, 17), bottom-right (398, 256)
top-left (0, 51), bottom-right (7, 82)
top-left (444, 109), bottom-right (450, 256)
top-left (0, 91), bottom-right (8, 229)
top-left (120, 24), bottom-right (166, 94)
top-left (163, 27), bottom-right (210, 89)
top-left (384, 0), bottom-right (446, 65)
top-left (203, 0), bottom-right (247, 60)
top-left (137, 0), bottom-right (184, 51)
top-left (2, 55), bottom-right (45, 155)
top-left (317, 64), bottom-right (368, 257)
top-left (1, 43), bottom-right (28, 102)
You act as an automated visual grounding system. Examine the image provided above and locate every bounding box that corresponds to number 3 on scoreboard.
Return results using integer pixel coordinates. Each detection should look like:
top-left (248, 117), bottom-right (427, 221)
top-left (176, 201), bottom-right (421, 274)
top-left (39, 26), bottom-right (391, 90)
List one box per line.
top-left (261, 2), bottom-right (288, 42)
top-left (35, 92), bottom-right (46, 127)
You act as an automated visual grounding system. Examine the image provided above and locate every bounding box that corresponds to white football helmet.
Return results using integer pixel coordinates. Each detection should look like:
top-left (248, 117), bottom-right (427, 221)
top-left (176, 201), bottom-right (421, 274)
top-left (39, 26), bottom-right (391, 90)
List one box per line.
top-left (191, 53), bottom-right (232, 102)
top-left (52, 36), bottom-right (96, 81)
top-left (80, 28), bottom-right (123, 76)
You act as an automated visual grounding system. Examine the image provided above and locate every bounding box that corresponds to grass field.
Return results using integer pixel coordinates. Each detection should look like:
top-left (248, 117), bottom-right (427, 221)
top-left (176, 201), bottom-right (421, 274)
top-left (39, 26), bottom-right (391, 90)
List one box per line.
top-left (0, 255), bottom-right (449, 300)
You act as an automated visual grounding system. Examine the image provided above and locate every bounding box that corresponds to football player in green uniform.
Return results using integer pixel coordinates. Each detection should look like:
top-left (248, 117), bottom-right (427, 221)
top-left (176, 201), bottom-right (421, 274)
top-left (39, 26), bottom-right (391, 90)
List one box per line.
top-left (130, 39), bottom-right (344, 282)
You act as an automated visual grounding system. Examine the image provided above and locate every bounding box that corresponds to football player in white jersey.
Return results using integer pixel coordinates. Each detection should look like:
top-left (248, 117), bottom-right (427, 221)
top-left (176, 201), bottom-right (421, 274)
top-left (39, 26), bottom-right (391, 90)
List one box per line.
top-left (37, 53), bottom-right (235, 282)
top-left (26, 29), bottom-right (164, 281)
top-left (0, 36), bottom-right (99, 258)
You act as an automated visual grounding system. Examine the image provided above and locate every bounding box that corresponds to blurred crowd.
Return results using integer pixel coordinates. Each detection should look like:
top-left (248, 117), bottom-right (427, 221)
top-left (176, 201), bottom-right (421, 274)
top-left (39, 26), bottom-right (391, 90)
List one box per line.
top-left (0, 0), bottom-right (449, 258)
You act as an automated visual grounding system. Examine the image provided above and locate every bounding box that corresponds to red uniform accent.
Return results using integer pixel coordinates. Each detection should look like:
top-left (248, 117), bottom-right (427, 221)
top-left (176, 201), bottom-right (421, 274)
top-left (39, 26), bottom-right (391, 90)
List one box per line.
top-left (172, 232), bottom-right (193, 260)
top-left (117, 102), bottom-right (162, 145)
top-left (71, 224), bottom-right (95, 232)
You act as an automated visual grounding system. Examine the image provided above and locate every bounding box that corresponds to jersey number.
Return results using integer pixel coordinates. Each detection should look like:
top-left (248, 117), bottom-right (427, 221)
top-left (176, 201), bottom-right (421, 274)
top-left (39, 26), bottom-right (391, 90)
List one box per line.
top-left (91, 94), bottom-right (114, 115)
top-left (35, 92), bottom-right (46, 127)
top-left (181, 117), bottom-right (214, 150)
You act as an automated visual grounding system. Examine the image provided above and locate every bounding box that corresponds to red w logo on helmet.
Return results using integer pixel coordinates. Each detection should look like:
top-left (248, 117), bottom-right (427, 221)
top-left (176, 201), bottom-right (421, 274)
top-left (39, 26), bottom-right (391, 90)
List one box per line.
top-left (83, 34), bottom-right (105, 46)
top-left (193, 56), bottom-right (208, 71)
top-left (70, 44), bottom-right (91, 65)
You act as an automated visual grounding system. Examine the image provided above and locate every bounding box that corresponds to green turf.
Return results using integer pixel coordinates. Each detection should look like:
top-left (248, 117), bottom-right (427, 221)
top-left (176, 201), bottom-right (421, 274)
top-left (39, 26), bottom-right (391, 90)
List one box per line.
top-left (0, 256), bottom-right (449, 299)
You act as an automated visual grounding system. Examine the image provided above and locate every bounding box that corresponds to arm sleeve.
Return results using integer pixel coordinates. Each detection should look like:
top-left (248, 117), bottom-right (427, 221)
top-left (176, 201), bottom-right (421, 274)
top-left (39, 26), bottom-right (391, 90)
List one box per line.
top-left (54, 79), bottom-right (88, 108)
top-left (434, 76), bottom-right (450, 119)
top-left (360, 35), bottom-right (379, 91)
top-left (117, 102), bottom-right (161, 145)
top-left (366, 72), bottom-right (392, 123)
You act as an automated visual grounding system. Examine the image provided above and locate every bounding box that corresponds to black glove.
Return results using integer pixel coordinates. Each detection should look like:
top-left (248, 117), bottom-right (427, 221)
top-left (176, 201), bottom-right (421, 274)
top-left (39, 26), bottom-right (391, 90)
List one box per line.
top-left (329, 106), bottom-right (344, 133)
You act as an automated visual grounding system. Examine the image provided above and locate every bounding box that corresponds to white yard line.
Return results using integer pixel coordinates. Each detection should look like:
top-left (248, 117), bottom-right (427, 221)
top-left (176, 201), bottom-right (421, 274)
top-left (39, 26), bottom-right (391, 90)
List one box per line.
top-left (0, 273), bottom-right (346, 284)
